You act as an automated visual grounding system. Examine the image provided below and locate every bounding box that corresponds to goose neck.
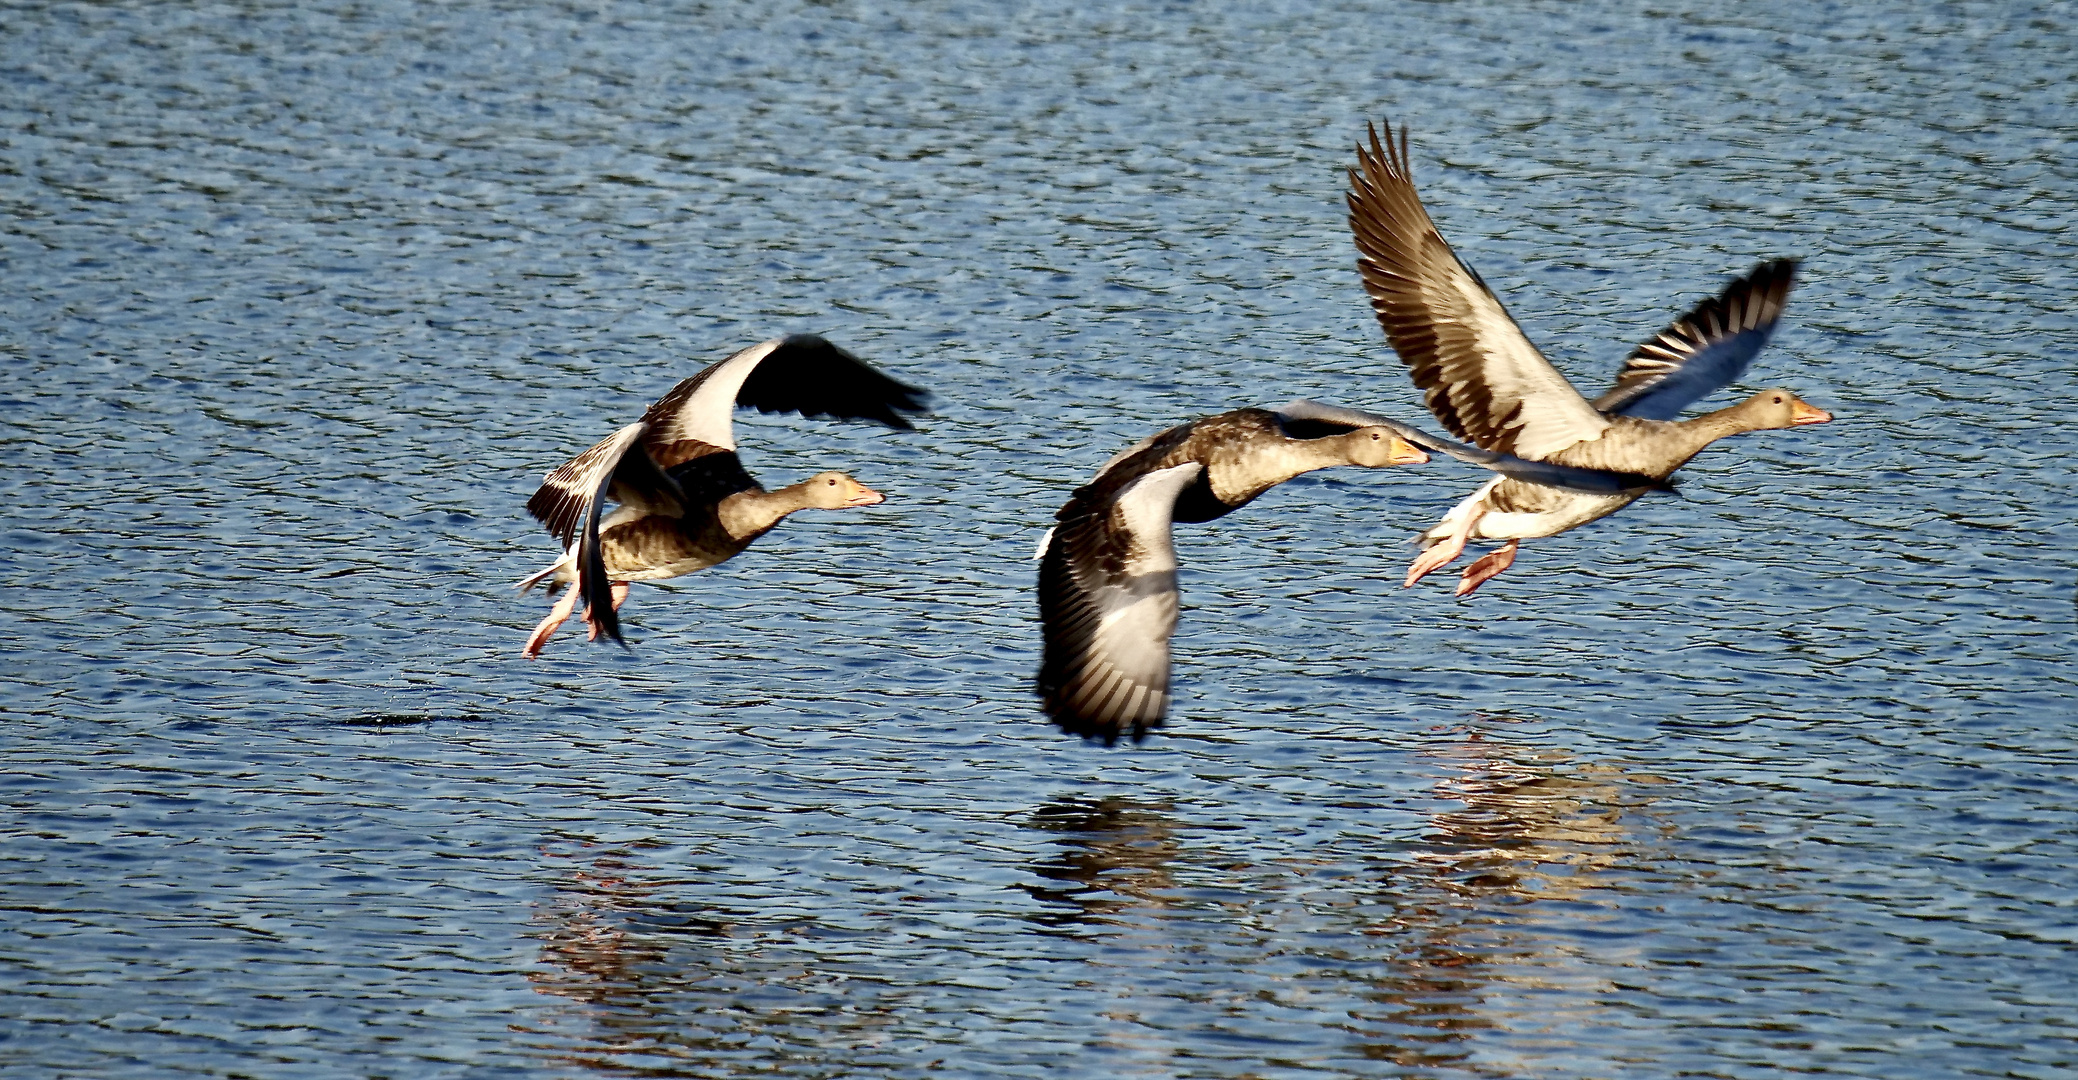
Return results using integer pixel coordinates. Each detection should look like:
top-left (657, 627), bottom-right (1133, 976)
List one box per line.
top-left (716, 485), bottom-right (802, 540)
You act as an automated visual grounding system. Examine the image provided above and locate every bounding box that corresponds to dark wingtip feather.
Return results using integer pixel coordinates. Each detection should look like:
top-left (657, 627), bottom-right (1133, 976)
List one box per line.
top-left (741, 334), bottom-right (932, 431)
top-left (1036, 693), bottom-right (1160, 747)
top-left (577, 517), bottom-right (622, 648)
top-left (1593, 257), bottom-right (1804, 419)
top-left (526, 480), bottom-right (585, 547)
top-left (1036, 512), bottom-right (1135, 747)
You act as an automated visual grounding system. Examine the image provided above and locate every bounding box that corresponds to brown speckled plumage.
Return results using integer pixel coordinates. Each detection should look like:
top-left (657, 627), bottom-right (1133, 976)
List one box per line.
top-left (518, 335), bottom-right (926, 653)
top-left (1345, 119), bottom-right (1830, 593)
top-left (1037, 408), bottom-right (1429, 744)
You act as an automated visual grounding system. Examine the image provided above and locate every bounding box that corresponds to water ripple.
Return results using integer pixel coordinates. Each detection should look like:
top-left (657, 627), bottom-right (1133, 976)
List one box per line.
top-left (3, 1), bottom-right (2075, 1077)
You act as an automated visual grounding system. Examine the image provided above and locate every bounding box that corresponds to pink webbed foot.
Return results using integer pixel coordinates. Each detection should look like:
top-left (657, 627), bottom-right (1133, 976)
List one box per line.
top-left (523, 586), bottom-right (582, 659)
top-left (1454, 541), bottom-right (1519, 597)
top-left (1405, 532), bottom-right (1468, 588)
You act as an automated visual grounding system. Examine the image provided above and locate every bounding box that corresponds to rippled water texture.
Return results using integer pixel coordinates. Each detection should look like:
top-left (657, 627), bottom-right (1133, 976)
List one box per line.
top-left (3, 1), bottom-right (2074, 1077)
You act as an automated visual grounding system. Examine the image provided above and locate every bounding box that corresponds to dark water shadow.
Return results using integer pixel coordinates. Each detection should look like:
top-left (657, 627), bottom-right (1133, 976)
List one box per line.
top-left (1018, 796), bottom-right (1184, 928)
top-left (338, 711), bottom-right (487, 728)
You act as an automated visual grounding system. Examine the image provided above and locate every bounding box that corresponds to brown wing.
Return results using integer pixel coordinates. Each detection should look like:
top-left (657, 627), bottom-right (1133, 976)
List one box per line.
top-left (526, 423), bottom-right (652, 549)
top-left (1347, 120), bottom-right (1609, 459)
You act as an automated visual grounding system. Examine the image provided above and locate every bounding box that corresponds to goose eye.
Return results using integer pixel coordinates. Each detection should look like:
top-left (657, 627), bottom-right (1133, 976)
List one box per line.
top-left (1370, 432), bottom-right (1380, 440)
top-left (1772, 395), bottom-right (1783, 403)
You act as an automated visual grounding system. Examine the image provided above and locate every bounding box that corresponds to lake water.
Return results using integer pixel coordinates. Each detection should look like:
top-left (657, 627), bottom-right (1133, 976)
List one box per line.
top-left (3, 1), bottom-right (2074, 1076)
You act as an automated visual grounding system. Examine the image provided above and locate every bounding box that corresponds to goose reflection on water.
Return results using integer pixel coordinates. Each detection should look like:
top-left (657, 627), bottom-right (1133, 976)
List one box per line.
top-left (525, 849), bottom-right (728, 1010)
top-left (1016, 732), bottom-right (1653, 1071)
top-left (513, 737), bottom-right (1654, 1074)
top-left (1349, 731), bottom-right (1655, 1069)
top-left (1409, 731), bottom-right (1644, 902)
top-left (1020, 797), bottom-right (1186, 926)
top-left (521, 848), bottom-right (912, 1076)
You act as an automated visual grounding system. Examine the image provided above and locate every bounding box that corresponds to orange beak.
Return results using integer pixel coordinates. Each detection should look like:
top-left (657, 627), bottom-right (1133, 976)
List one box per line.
top-left (1791, 400), bottom-right (1833, 426)
top-left (1389, 436), bottom-right (1430, 466)
top-left (845, 484), bottom-right (886, 508)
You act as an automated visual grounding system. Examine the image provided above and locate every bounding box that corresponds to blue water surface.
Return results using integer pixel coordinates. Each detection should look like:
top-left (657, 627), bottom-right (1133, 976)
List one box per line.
top-left (2, 1), bottom-right (2074, 1077)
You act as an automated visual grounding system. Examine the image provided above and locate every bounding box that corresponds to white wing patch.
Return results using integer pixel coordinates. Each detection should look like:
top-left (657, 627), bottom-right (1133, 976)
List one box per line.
top-left (1037, 462), bottom-right (1203, 743)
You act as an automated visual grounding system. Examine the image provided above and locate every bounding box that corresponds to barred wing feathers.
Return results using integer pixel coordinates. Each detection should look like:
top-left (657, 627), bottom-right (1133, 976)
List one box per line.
top-left (1037, 462), bottom-right (1203, 745)
top-left (523, 422), bottom-right (657, 646)
top-left (1347, 120), bottom-right (1610, 459)
top-left (1593, 259), bottom-right (1798, 420)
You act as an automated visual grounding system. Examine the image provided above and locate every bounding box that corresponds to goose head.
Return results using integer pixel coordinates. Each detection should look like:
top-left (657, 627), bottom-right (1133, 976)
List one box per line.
top-left (800, 471), bottom-right (886, 509)
top-left (1346, 428), bottom-right (1431, 467)
top-left (1738, 389), bottom-right (1833, 430)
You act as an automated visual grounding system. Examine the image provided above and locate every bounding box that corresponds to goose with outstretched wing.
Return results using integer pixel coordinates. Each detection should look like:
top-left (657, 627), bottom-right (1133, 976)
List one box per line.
top-left (519, 334), bottom-right (928, 657)
top-left (1036, 403), bottom-right (1651, 743)
top-left (1347, 119), bottom-right (1831, 596)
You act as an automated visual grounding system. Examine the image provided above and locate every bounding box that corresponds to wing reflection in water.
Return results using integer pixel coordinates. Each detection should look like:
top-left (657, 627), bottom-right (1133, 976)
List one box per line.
top-left (1011, 747), bottom-right (1652, 1073)
top-left (1020, 797), bottom-right (1184, 926)
top-left (526, 849), bottom-right (732, 1010)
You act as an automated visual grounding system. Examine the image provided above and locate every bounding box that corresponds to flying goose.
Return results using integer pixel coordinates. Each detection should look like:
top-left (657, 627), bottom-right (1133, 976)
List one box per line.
top-left (1347, 120), bottom-right (1832, 596)
top-left (1035, 404), bottom-right (1652, 744)
top-left (518, 334), bottom-right (928, 657)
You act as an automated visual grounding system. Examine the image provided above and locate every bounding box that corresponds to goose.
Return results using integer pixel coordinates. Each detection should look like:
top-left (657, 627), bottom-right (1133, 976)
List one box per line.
top-left (1035, 403), bottom-right (1655, 744)
top-left (518, 334), bottom-right (928, 657)
top-left (1346, 120), bottom-right (1833, 596)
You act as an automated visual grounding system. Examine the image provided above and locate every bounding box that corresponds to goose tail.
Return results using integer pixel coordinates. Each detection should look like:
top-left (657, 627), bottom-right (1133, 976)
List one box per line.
top-left (516, 553), bottom-right (573, 595)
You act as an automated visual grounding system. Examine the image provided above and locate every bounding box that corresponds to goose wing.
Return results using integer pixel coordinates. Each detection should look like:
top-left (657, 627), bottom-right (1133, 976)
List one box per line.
top-left (1271, 399), bottom-right (1660, 493)
top-left (1037, 462), bottom-right (1203, 745)
top-left (1347, 120), bottom-right (1610, 459)
top-left (637, 334), bottom-right (930, 471)
top-left (1592, 259), bottom-right (1798, 420)
top-left (524, 422), bottom-right (686, 646)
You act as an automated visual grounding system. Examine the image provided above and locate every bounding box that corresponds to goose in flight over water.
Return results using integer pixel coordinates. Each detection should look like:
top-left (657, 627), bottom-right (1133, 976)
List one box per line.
top-left (1346, 119), bottom-right (1832, 596)
top-left (519, 334), bottom-right (928, 657)
top-left (1035, 403), bottom-right (1654, 744)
